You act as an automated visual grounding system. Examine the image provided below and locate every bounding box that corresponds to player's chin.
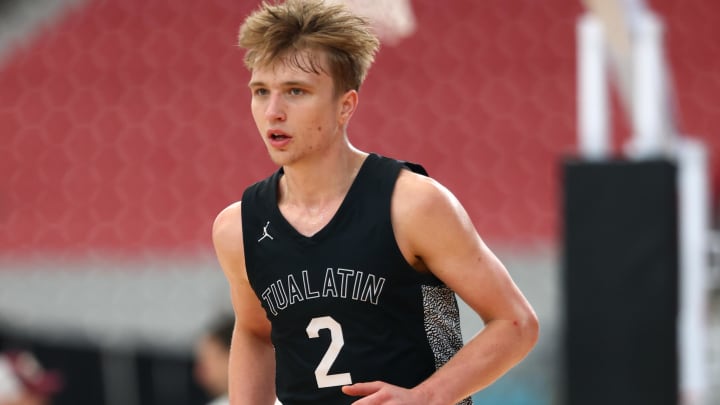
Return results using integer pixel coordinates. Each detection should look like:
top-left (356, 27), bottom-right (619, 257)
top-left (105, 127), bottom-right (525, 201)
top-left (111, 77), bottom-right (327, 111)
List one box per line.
top-left (265, 148), bottom-right (293, 166)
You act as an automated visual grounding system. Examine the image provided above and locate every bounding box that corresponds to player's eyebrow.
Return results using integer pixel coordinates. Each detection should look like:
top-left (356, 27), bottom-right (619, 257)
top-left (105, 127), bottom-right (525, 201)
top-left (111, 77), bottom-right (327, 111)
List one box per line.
top-left (248, 80), bottom-right (313, 88)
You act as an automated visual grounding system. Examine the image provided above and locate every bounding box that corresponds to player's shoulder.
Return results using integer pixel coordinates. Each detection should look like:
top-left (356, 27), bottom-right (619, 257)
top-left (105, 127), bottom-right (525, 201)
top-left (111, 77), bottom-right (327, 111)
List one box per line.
top-left (212, 201), bottom-right (244, 246)
top-left (394, 168), bottom-right (458, 215)
top-left (214, 200), bottom-right (242, 225)
top-left (392, 168), bottom-right (469, 261)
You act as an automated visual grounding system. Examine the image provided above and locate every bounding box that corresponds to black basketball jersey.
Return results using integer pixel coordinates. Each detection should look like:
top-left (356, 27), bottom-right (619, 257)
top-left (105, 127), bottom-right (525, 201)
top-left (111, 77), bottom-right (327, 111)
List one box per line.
top-left (241, 153), bottom-right (472, 405)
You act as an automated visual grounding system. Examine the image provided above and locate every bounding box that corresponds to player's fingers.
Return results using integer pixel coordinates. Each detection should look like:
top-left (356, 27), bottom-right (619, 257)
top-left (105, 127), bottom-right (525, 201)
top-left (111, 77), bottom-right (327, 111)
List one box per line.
top-left (342, 381), bottom-right (385, 397)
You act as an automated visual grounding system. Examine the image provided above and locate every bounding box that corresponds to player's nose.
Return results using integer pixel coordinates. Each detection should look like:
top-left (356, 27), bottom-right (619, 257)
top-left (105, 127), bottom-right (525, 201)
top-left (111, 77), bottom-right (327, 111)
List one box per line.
top-left (265, 94), bottom-right (286, 122)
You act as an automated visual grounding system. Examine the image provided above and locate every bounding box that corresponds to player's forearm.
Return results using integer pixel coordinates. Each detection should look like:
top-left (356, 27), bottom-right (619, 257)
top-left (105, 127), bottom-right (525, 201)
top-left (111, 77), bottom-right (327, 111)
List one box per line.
top-left (415, 315), bottom-right (539, 404)
top-left (228, 332), bottom-right (276, 404)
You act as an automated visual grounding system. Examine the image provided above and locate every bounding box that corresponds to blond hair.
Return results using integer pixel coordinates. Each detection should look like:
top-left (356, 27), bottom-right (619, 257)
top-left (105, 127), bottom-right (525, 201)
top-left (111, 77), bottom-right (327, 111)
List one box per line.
top-left (238, 0), bottom-right (380, 93)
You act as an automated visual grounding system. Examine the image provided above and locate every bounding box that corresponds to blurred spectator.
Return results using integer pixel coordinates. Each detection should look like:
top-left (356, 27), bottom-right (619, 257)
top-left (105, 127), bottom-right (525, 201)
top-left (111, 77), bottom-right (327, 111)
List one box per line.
top-left (194, 315), bottom-right (234, 405)
top-left (0, 350), bottom-right (62, 405)
top-left (194, 315), bottom-right (283, 405)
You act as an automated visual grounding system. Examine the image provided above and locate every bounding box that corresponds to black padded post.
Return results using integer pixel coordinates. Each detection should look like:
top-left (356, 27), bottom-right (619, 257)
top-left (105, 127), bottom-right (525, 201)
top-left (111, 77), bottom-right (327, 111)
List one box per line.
top-left (562, 159), bottom-right (678, 405)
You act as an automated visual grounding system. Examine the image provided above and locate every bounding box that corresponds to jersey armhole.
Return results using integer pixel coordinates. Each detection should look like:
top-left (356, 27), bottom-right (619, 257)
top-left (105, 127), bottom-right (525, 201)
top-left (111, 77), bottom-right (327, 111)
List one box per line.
top-left (400, 161), bottom-right (429, 177)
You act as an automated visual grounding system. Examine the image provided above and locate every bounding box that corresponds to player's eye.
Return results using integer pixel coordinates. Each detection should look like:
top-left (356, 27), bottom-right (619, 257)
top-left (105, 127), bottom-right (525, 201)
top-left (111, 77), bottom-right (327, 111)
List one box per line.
top-left (253, 88), bottom-right (269, 96)
top-left (289, 88), bottom-right (305, 96)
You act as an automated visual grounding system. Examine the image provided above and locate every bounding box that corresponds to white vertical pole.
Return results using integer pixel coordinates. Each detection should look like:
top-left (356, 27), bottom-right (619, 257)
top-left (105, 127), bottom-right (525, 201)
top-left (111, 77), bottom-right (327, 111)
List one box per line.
top-left (578, 14), bottom-right (610, 160)
top-left (630, 12), bottom-right (667, 158)
top-left (677, 138), bottom-right (709, 405)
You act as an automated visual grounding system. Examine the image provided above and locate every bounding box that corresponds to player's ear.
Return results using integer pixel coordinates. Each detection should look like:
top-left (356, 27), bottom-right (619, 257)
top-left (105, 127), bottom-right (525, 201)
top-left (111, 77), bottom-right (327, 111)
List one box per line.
top-left (338, 89), bottom-right (358, 125)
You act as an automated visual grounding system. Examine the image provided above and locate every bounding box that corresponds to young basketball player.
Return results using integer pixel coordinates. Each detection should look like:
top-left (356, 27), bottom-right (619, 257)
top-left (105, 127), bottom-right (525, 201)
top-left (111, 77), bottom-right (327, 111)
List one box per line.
top-left (212, 1), bottom-right (539, 404)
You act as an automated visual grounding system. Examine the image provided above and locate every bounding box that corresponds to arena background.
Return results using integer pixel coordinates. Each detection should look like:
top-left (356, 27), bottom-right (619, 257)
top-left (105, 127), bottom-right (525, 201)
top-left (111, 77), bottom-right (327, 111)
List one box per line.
top-left (0, 0), bottom-right (718, 404)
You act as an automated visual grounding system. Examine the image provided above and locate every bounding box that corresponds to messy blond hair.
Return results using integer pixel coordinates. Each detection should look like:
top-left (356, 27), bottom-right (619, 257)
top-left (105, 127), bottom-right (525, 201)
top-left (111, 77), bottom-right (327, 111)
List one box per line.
top-left (238, 0), bottom-right (380, 94)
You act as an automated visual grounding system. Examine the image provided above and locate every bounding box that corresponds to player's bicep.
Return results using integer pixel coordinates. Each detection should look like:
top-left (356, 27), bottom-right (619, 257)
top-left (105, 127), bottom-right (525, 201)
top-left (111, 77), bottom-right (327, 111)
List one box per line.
top-left (393, 173), bottom-right (530, 323)
top-left (212, 202), bottom-right (272, 339)
top-left (230, 279), bottom-right (272, 340)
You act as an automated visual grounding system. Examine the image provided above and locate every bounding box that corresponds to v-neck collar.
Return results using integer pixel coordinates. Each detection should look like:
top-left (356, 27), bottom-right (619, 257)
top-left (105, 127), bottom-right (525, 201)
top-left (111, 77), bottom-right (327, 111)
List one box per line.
top-left (269, 153), bottom-right (378, 244)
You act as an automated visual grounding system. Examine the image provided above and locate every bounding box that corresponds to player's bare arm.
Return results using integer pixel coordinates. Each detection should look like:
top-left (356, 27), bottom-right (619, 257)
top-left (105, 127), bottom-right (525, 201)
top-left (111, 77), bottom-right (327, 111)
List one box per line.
top-left (212, 202), bottom-right (277, 405)
top-left (344, 169), bottom-right (539, 404)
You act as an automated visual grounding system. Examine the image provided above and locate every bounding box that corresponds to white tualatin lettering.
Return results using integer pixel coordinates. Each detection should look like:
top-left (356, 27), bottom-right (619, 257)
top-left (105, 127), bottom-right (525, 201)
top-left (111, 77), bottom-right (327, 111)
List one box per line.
top-left (260, 268), bottom-right (386, 316)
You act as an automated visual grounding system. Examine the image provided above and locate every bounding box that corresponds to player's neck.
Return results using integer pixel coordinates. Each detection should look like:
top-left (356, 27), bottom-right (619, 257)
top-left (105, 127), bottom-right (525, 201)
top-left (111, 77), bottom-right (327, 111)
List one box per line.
top-left (279, 147), bottom-right (367, 208)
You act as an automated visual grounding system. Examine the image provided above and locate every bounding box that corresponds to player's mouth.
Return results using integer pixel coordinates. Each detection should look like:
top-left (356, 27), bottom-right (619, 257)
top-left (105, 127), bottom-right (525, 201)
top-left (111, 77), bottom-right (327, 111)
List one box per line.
top-left (267, 129), bottom-right (292, 148)
top-left (270, 133), bottom-right (289, 140)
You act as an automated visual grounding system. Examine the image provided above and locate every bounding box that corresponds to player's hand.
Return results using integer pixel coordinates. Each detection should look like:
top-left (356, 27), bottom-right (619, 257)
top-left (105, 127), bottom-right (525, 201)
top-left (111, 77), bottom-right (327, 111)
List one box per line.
top-left (342, 381), bottom-right (432, 405)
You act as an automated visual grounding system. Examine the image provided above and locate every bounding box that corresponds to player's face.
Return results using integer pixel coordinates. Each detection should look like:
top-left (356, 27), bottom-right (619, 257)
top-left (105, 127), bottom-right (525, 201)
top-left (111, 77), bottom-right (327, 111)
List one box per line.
top-left (249, 51), bottom-right (350, 167)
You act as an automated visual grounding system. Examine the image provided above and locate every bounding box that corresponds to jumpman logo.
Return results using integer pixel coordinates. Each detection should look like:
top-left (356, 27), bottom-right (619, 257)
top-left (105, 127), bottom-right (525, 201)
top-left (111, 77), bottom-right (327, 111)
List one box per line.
top-left (258, 221), bottom-right (274, 242)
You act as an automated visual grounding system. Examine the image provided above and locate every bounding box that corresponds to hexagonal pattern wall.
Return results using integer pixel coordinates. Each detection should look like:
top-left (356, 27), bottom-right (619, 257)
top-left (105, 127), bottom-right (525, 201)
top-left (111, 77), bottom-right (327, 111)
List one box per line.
top-left (1, 0), bottom-right (718, 257)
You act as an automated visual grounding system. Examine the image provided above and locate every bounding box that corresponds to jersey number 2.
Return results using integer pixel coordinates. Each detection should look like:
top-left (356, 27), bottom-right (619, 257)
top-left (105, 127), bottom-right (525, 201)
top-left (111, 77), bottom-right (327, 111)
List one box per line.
top-left (306, 316), bottom-right (353, 388)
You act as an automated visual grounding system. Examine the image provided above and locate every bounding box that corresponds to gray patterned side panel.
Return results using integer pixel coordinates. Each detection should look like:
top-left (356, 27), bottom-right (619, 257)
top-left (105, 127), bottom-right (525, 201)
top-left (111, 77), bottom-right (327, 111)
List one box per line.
top-left (422, 285), bottom-right (472, 405)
